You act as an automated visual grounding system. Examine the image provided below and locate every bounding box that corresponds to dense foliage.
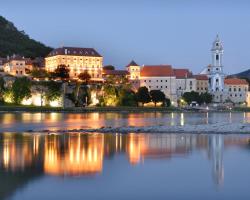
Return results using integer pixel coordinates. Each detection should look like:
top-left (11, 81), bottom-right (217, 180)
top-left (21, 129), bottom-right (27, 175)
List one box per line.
top-left (0, 77), bottom-right (4, 103)
top-left (40, 81), bottom-right (62, 102)
top-left (103, 65), bottom-right (115, 70)
top-left (136, 87), bottom-right (151, 106)
top-left (0, 16), bottom-right (52, 58)
top-left (150, 90), bottom-right (166, 106)
top-left (51, 65), bottom-right (70, 79)
top-left (182, 91), bottom-right (212, 105)
top-left (78, 71), bottom-right (91, 84)
top-left (11, 77), bottom-right (32, 104)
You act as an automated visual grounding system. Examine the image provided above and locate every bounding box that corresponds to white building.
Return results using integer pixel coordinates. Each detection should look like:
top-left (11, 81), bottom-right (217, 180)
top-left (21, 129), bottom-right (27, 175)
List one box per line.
top-left (224, 78), bottom-right (249, 104)
top-left (139, 65), bottom-right (177, 105)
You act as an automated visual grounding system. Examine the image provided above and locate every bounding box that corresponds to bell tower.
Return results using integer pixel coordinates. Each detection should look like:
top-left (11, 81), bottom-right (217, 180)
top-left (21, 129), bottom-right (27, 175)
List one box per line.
top-left (209, 35), bottom-right (225, 95)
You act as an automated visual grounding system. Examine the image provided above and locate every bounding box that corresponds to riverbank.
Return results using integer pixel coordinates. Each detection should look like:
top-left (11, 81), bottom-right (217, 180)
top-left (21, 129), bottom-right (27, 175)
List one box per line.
top-left (0, 105), bottom-right (249, 113)
top-left (0, 105), bottom-right (180, 113)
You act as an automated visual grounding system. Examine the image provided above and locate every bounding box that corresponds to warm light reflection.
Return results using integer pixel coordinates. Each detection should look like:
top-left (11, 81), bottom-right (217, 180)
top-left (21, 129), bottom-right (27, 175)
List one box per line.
top-left (44, 134), bottom-right (104, 176)
top-left (0, 133), bottom-right (250, 186)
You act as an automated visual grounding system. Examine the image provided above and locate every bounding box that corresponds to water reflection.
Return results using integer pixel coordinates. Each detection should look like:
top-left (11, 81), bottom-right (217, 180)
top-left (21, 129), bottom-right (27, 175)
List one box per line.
top-left (0, 133), bottom-right (249, 180)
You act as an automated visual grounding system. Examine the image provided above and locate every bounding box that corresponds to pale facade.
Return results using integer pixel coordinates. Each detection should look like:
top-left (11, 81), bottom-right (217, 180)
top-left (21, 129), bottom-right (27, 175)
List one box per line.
top-left (139, 65), bottom-right (177, 105)
top-left (3, 56), bottom-right (30, 77)
top-left (126, 60), bottom-right (141, 90)
top-left (224, 78), bottom-right (249, 104)
top-left (174, 69), bottom-right (196, 98)
top-left (194, 75), bottom-right (209, 94)
top-left (45, 47), bottom-right (103, 80)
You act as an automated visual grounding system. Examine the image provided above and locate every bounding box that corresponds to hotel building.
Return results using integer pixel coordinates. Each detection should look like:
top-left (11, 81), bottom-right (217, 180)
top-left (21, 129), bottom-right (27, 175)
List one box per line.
top-left (45, 47), bottom-right (103, 80)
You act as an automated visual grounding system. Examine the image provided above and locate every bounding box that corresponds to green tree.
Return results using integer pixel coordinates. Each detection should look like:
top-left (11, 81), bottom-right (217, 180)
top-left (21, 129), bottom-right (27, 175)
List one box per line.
top-left (150, 90), bottom-right (166, 107)
top-left (30, 69), bottom-right (49, 79)
top-left (52, 65), bottom-right (70, 80)
top-left (11, 77), bottom-right (31, 104)
top-left (200, 92), bottom-right (213, 104)
top-left (78, 71), bottom-right (91, 84)
top-left (43, 81), bottom-right (62, 102)
top-left (136, 86), bottom-right (151, 106)
top-left (182, 91), bottom-right (201, 104)
top-left (0, 77), bottom-right (5, 103)
top-left (103, 65), bottom-right (115, 70)
top-left (103, 85), bottom-right (118, 106)
top-left (118, 88), bottom-right (137, 106)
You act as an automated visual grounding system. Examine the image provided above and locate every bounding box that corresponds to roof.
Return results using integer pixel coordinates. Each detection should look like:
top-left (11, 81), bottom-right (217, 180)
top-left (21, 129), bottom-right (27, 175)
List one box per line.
top-left (173, 69), bottom-right (193, 79)
top-left (103, 70), bottom-right (129, 76)
top-left (126, 60), bottom-right (139, 68)
top-left (224, 78), bottom-right (248, 85)
top-left (140, 65), bottom-right (174, 77)
top-left (194, 75), bottom-right (209, 80)
top-left (47, 47), bottom-right (102, 57)
top-left (8, 55), bottom-right (26, 61)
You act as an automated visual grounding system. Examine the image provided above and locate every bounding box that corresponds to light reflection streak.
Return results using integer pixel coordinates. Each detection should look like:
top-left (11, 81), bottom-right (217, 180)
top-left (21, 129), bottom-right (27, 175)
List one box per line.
top-left (0, 132), bottom-right (249, 186)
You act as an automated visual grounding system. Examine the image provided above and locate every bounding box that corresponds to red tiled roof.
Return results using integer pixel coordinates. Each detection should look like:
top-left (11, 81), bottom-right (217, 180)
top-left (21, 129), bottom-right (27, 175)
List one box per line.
top-left (47, 47), bottom-right (102, 57)
top-left (173, 69), bottom-right (193, 78)
top-left (194, 75), bottom-right (209, 80)
top-left (140, 65), bottom-right (174, 77)
top-left (224, 78), bottom-right (248, 85)
top-left (103, 70), bottom-right (129, 76)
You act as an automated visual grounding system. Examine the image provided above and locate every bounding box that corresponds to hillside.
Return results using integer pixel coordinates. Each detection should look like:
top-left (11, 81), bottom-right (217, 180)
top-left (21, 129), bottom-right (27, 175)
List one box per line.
top-left (0, 16), bottom-right (52, 58)
top-left (229, 69), bottom-right (250, 80)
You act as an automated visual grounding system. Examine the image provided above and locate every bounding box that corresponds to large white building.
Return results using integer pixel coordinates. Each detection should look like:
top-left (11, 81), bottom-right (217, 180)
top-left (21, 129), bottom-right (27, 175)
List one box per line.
top-left (139, 65), bottom-right (177, 104)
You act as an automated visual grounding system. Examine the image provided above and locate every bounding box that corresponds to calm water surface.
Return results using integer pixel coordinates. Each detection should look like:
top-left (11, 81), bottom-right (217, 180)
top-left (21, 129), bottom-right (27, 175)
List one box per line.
top-left (1, 112), bottom-right (250, 132)
top-left (0, 112), bottom-right (250, 200)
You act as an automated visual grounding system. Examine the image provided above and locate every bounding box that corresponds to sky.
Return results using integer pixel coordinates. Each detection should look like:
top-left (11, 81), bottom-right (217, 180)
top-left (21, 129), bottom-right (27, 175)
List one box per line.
top-left (1, 0), bottom-right (250, 74)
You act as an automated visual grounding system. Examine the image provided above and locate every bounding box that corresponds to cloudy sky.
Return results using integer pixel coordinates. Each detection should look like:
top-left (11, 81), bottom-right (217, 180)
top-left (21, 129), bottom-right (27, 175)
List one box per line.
top-left (1, 0), bottom-right (250, 74)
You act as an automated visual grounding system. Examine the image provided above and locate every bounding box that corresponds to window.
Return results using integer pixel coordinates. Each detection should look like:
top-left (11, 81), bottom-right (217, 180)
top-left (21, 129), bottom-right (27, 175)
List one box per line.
top-left (234, 88), bottom-right (236, 92)
top-left (239, 88), bottom-right (241, 92)
top-left (165, 86), bottom-right (168, 88)
top-left (161, 86), bottom-right (163, 88)
top-left (165, 80), bottom-right (167, 82)
top-left (190, 81), bottom-right (192, 85)
top-left (229, 88), bottom-right (232, 92)
top-left (156, 80), bottom-right (158, 82)
top-left (144, 80), bottom-right (146, 82)
top-left (216, 54), bottom-right (219, 60)
top-left (235, 94), bottom-right (237, 97)
top-left (216, 43), bottom-right (219, 46)
top-left (156, 86), bottom-right (158, 88)
top-left (149, 80), bottom-right (151, 82)
top-left (161, 80), bottom-right (163, 82)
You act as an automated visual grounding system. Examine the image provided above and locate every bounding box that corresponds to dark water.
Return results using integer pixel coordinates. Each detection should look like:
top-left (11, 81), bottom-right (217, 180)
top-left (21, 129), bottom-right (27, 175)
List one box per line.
top-left (0, 132), bottom-right (250, 200)
top-left (1, 112), bottom-right (250, 132)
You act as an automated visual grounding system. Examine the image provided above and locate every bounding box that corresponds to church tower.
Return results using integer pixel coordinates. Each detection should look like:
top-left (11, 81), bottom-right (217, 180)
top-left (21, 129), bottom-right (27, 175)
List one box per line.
top-left (208, 35), bottom-right (225, 102)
